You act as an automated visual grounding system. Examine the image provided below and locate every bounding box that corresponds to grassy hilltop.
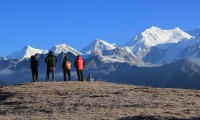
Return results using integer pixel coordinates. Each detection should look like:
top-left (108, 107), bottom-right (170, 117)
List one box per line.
top-left (0, 82), bottom-right (200, 120)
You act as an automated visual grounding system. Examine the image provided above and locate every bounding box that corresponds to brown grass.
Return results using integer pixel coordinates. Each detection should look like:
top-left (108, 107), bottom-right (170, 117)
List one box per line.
top-left (0, 82), bottom-right (200, 120)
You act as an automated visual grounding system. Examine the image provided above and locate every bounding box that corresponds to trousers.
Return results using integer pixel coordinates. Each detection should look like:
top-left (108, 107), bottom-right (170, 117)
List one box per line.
top-left (63, 69), bottom-right (71, 81)
top-left (31, 69), bottom-right (38, 82)
top-left (46, 67), bottom-right (56, 82)
top-left (76, 69), bottom-right (84, 81)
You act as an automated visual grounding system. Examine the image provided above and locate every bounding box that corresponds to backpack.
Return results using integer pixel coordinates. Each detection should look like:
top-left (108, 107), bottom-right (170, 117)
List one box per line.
top-left (65, 60), bottom-right (71, 70)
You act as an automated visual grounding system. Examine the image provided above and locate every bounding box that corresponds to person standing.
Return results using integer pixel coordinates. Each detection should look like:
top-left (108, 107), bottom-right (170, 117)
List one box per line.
top-left (62, 56), bottom-right (72, 82)
top-left (45, 51), bottom-right (57, 82)
top-left (74, 55), bottom-right (85, 81)
top-left (30, 54), bottom-right (39, 82)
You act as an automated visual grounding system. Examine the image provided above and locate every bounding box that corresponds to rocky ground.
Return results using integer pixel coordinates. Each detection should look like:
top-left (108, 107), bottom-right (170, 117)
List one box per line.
top-left (1, 82), bottom-right (200, 120)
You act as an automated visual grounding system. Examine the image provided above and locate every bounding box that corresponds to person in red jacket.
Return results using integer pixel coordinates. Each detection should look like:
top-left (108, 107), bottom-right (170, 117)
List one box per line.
top-left (74, 55), bottom-right (85, 81)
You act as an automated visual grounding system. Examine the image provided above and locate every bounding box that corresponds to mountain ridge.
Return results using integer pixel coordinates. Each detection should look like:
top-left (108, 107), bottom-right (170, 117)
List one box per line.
top-left (6, 45), bottom-right (48, 60)
top-left (4, 26), bottom-right (200, 66)
top-left (50, 44), bottom-right (82, 56)
top-left (81, 38), bottom-right (117, 55)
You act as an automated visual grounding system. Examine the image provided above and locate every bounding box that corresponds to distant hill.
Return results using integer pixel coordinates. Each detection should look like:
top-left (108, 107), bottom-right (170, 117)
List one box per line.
top-left (0, 82), bottom-right (200, 120)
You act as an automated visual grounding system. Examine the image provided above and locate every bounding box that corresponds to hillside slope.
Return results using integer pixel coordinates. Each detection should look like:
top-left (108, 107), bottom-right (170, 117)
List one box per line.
top-left (0, 82), bottom-right (200, 120)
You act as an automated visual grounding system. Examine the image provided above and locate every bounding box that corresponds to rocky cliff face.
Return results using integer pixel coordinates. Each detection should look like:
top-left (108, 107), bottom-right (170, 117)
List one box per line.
top-left (0, 82), bottom-right (200, 120)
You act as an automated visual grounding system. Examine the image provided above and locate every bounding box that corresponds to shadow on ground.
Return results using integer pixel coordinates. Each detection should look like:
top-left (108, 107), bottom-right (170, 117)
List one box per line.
top-left (0, 91), bottom-right (15, 101)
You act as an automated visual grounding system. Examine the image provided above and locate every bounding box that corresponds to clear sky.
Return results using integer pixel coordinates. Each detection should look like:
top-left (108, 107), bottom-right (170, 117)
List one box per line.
top-left (0, 0), bottom-right (200, 57)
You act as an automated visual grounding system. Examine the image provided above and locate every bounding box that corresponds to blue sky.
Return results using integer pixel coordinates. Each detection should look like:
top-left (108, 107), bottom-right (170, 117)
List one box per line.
top-left (0, 0), bottom-right (200, 57)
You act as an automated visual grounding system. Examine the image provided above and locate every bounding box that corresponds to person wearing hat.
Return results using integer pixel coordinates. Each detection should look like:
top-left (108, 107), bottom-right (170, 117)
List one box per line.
top-left (45, 51), bottom-right (57, 82)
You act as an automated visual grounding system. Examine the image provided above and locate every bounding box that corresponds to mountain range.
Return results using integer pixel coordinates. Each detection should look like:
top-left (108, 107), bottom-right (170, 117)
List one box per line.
top-left (1, 26), bottom-right (200, 89)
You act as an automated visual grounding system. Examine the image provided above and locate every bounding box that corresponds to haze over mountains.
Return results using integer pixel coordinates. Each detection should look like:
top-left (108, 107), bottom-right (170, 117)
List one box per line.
top-left (1, 26), bottom-right (200, 89)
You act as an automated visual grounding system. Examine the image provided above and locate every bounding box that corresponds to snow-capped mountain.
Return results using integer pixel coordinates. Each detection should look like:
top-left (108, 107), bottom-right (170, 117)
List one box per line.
top-left (49, 44), bottom-right (81, 56)
top-left (7, 45), bottom-right (48, 60)
top-left (4, 27), bottom-right (200, 66)
top-left (124, 26), bottom-right (198, 65)
top-left (126, 26), bottom-right (192, 47)
top-left (6, 44), bottom-right (81, 60)
top-left (80, 39), bottom-right (141, 64)
top-left (79, 27), bottom-right (200, 65)
top-left (81, 39), bottom-right (117, 55)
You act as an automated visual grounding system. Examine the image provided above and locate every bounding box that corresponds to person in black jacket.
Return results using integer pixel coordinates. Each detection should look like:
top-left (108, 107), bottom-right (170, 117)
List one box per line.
top-left (30, 54), bottom-right (39, 82)
top-left (45, 51), bottom-right (57, 82)
top-left (62, 56), bottom-right (72, 82)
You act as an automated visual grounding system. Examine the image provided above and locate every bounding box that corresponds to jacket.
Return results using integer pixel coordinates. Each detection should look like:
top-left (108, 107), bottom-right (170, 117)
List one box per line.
top-left (30, 56), bottom-right (39, 70)
top-left (45, 53), bottom-right (57, 68)
top-left (74, 55), bottom-right (84, 70)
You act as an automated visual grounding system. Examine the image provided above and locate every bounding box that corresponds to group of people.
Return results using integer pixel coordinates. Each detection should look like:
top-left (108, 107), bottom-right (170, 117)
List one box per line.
top-left (30, 51), bottom-right (86, 82)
